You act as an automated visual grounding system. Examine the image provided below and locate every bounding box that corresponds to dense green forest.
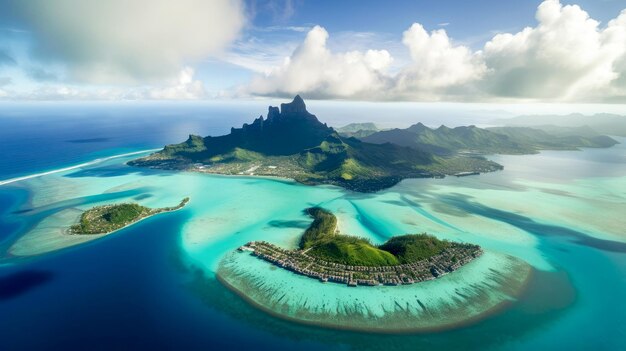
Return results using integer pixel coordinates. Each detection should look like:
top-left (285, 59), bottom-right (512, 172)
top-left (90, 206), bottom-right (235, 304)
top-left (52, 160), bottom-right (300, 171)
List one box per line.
top-left (301, 207), bottom-right (458, 267)
top-left (70, 198), bottom-right (189, 235)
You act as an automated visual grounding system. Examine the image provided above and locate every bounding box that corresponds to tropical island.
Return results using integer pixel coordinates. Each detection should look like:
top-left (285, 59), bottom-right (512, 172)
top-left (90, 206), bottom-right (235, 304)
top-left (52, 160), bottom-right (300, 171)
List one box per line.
top-left (128, 96), bottom-right (502, 192)
top-left (69, 197), bottom-right (189, 235)
top-left (217, 207), bottom-right (531, 332)
top-left (238, 207), bottom-right (482, 286)
top-left (128, 95), bottom-right (617, 192)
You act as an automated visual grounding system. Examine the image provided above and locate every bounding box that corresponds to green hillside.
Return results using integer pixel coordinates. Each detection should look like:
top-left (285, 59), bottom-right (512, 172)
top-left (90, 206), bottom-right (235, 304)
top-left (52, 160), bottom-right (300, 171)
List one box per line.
top-left (309, 235), bottom-right (400, 266)
top-left (129, 96), bottom-right (503, 192)
top-left (362, 122), bottom-right (617, 155)
top-left (379, 234), bottom-right (451, 263)
top-left (301, 207), bottom-right (458, 267)
top-left (70, 198), bottom-right (189, 235)
top-left (336, 122), bottom-right (382, 138)
top-left (300, 207), bottom-right (338, 249)
top-left (70, 203), bottom-right (150, 234)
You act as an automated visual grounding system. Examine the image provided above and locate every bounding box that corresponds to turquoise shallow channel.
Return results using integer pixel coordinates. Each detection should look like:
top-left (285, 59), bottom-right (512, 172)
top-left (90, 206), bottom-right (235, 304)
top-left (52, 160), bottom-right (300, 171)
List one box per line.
top-left (1, 138), bottom-right (626, 349)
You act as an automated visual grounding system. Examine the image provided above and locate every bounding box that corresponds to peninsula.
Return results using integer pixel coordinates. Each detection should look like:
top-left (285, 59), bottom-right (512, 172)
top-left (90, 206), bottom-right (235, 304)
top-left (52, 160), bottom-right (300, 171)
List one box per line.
top-left (238, 207), bottom-right (482, 286)
top-left (69, 197), bottom-right (189, 235)
top-left (129, 96), bottom-right (501, 192)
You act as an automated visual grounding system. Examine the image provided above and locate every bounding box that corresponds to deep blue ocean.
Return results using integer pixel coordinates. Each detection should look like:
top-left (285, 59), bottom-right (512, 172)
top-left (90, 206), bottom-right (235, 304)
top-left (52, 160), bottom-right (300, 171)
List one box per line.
top-left (0, 103), bottom-right (321, 350)
top-left (0, 103), bottom-right (625, 351)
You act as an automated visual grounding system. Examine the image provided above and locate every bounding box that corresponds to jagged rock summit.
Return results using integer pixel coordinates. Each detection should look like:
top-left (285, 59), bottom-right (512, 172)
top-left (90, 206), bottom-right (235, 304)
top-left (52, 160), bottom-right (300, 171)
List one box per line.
top-left (262, 95), bottom-right (316, 124)
top-left (170, 96), bottom-right (334, 157)
top-left (280, 94), bottom-right (308, 115)
top-left (245, 95), bottom-right (328, 129)
top-left (224, 95), bottom-right (333, 155)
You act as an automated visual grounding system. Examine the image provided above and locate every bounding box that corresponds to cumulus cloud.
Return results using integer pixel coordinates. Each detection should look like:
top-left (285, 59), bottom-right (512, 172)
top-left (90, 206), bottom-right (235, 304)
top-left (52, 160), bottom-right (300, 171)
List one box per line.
top-left (14, 0), bottom-right (245, 84)
top-left (246, 0), bottom-right (626, 102)
top-left (394, 23), bottom-right (486, 99)
top-left (246, 26), bottom-right (393, 98)
top-left (482, 0), bottom-right (626, 101)
top-left (146, 67), bottom-right (206, 99)
top-left (246, 24), bottom-right (481, 100)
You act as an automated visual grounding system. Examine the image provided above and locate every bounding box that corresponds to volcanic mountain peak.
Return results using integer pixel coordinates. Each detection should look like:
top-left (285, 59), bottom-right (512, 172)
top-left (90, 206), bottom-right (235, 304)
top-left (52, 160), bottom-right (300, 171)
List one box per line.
top-left (281, 94), bottom-right (307, 114)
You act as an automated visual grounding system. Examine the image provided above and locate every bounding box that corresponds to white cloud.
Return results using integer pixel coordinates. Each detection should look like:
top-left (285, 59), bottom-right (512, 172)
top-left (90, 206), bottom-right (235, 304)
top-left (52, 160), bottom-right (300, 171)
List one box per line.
top-left (0, 67), bottom-right (205, 100)
top-left (246, 26), bottom-right (393, 99)
top-left (4, 0), bottom-right (625, 102)
top-left (394, 23), bottom-right (486, 99)
top-left (482, 0), bottom-right (626, 101)
top-left (147, 67), bottom-right (206, 99)
top-left (246, 24), bottom-right (483, 100)
top-left (15, 0), bottom-right (245, 84)
top-left (244, 1), bottom-right (626, 102)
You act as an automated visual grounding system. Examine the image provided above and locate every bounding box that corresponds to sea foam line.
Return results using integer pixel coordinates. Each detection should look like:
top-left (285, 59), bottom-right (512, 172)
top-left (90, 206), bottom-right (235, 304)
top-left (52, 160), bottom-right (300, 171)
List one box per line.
top-left (0, 149), bottom-right (159, 186)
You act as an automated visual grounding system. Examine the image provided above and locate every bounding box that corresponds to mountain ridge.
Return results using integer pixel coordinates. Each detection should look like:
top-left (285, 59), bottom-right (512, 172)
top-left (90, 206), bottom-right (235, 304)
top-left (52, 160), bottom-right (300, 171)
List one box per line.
top-left (129, 96), bottom-right (503, 192)
top-left (362, 121), bottom-right (618, 155)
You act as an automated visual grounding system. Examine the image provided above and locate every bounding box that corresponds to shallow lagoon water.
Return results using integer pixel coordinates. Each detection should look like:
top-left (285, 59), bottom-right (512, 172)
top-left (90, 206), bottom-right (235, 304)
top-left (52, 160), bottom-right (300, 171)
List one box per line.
top-left (218, 250), bottom-right (531, 332)
top-left (0, 133), bottom-right (625, 349)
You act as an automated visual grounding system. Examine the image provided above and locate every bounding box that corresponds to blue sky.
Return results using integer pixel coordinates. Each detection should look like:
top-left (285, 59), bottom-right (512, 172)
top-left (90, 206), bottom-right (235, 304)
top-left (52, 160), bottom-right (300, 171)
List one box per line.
top-left (250, 0), bottom-right (624, 41)
top-left (0, 0), bottom-right (625, 104)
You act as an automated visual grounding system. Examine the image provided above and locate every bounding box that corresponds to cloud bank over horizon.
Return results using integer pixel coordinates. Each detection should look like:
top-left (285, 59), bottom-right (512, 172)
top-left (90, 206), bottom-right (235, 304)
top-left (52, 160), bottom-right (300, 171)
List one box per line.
top-left (17, 0), bottom-right (245, 85)
top-left (246, 0), bottom-right (626, 103)
top-left (0, 0), bottom-right (625, 103)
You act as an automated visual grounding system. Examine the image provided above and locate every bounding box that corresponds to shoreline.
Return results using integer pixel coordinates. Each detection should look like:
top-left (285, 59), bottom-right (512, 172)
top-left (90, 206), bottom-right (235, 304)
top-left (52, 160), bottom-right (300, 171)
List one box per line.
top-left (67, 199), bottom-right (189, 237)
top-left (8, 198), bottom-right (190, 257)
top-left (126, 162), bottom-right (307, 187)
top-left (192, 168), bottom-right (297, 184)
top-left (215, 252), bottom-right (534, 334)
top-left (130, 163), bottom-right (451, 193)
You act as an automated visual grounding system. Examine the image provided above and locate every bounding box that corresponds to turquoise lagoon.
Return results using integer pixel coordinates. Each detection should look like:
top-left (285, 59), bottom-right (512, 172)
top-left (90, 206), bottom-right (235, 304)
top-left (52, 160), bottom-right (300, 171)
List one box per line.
top-left (1, 139), bottom-right (625, 350)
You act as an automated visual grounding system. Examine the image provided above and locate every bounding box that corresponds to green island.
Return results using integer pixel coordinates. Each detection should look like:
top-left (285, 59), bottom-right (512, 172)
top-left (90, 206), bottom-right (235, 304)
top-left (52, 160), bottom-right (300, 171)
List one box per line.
top-left (238, 207), bottom-right (482, 286)
top-left (128, 96), bottom-right (502, 192)
top-left (69, 197), bottom-right (189, 235)
top-left (128, 95), bottom-right (617, 193)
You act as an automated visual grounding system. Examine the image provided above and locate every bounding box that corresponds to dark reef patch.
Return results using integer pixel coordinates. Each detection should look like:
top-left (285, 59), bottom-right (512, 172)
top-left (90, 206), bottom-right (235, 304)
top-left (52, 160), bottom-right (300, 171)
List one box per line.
top-left (0, 270), bottom-right (54, 301)
top-left (267, 219), bottom-right (311, 229)
top-left (133, 194), bottom-right (153, 201)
